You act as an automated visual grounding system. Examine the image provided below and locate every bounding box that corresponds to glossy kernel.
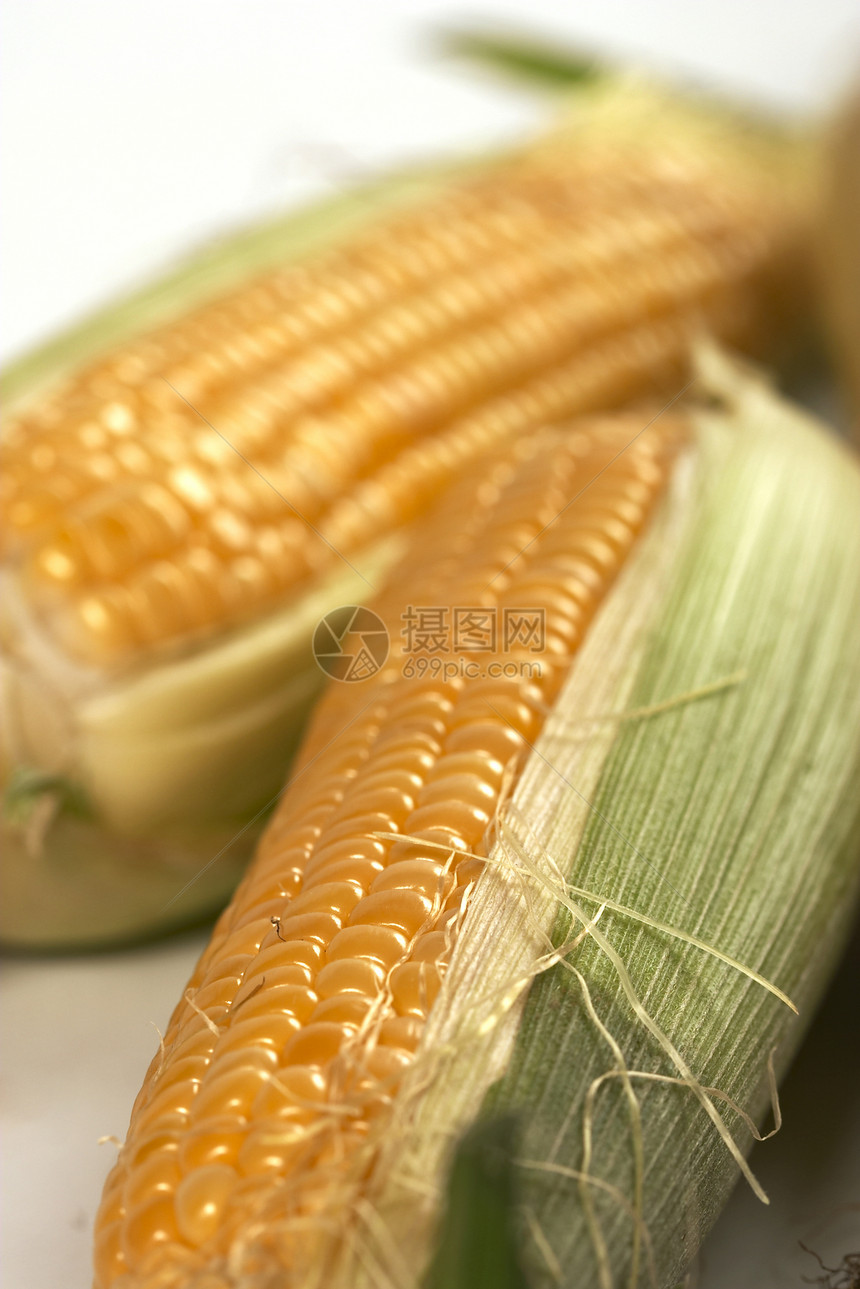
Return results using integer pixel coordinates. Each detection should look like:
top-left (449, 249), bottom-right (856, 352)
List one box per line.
top-left (174, 1164), bottom-right (239, 1247)
top-left (325, 924), bottom-right (409, 969)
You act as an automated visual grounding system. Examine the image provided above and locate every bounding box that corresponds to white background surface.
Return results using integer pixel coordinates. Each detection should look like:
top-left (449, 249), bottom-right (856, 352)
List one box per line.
top-left (2, 3), bottom-right (860, 1287)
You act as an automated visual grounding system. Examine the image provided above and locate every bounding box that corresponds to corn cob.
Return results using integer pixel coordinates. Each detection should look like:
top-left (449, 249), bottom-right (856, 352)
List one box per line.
top-left (93, 351), bottom-right (860, 1288)
top-left (1, 80), bottom-right (811, 950)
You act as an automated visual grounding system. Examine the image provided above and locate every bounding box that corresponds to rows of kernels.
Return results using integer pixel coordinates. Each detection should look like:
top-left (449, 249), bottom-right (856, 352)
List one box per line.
top-left (13, 183), bottom-right (558, 449)
top-left (94, 415), bottom-right (683, 1286)
top-left (8, 154), bottom-right (787, 669)
top-left (67, 304), bottom-right (708, 667)
top-left (5, 167), bottom-right (620, 522)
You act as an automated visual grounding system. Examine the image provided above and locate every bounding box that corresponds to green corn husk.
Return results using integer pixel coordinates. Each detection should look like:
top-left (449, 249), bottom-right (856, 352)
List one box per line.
top-left (329, 350), bottom-right (860, 1289)
top-left (1, 73), bottom-right (813, 952)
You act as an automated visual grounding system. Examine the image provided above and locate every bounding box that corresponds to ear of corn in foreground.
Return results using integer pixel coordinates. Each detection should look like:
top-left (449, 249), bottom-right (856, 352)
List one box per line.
top-left (93, 351), bottom-right (860, 1288)
top-left (0, 73), bottom-right (814, 950)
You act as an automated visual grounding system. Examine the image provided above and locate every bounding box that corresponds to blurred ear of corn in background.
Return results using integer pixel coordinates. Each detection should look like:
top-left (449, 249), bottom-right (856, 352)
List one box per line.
top-left (0, 66), bottom-right (813, 949)
top-left (819, 84), bottom-right (860, 435)
top-left (93, 351), bottom-right (860, 1289)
